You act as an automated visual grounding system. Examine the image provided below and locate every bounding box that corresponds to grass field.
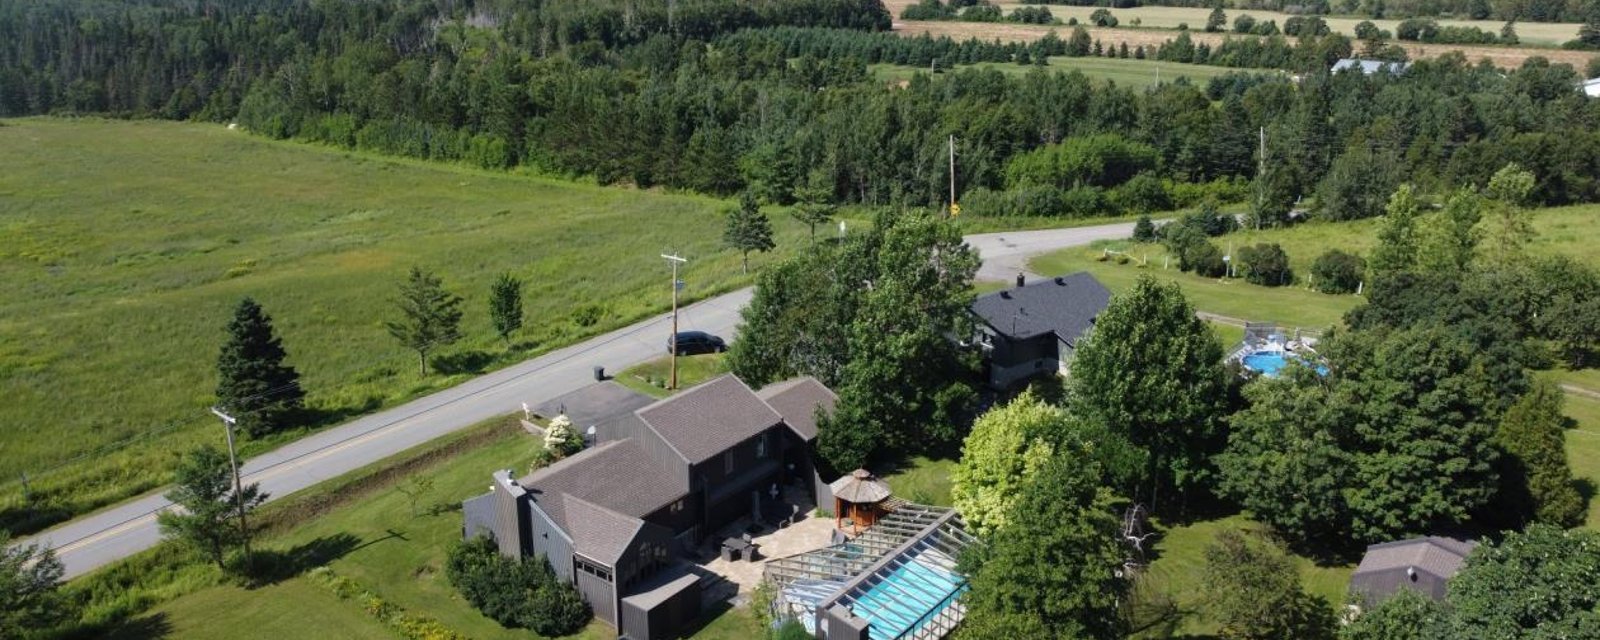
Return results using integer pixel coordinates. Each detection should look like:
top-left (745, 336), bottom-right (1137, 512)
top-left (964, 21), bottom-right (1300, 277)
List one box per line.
top-left (0, 117), bottom-right (814, 534)
top-left (615, 353), bottom-right (731, 399)
top-left (111, 580), bottom-right (397, 640)
top-left (870, 56), bottom-right (1246, 89)
top-left (1561, 393), bottom-right (1600, 529)
top-left (1030, 204), bottom-right (1600, 330)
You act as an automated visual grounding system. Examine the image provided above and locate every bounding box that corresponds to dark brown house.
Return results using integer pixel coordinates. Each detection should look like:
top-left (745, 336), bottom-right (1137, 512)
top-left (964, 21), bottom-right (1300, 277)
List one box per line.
top-left (970, 272), bottom-right (1111, 390)
top-left (463, 374), bottom-right (836, 639)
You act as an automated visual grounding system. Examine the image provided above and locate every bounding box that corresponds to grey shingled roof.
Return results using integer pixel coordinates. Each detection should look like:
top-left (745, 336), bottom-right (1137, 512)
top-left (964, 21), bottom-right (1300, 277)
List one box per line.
top-left (533, 381), bottom-right (655, 432)
top-left (520, 439), bottom-right (686, 538)
top-left (1353, 537), bottom-right (1476, 580)
top-left (636, 374), bottom-right (783, 464)
top-left (757, 376), bottom-right (838, 441)
top-left (561, 494), bottom-right (646, 566)
top-left (970, 272), bottom-right (1111, 344)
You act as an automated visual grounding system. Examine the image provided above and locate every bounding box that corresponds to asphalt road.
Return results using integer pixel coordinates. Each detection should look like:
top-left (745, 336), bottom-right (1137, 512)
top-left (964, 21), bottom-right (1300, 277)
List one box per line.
top-left (25, 222), bottom-right (1133, 579)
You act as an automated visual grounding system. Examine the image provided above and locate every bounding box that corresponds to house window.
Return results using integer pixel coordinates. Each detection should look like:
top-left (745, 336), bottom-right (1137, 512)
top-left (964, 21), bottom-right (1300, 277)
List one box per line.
top-left (575, 557), bottom-right (612, 582)
top-left (671, 499), bottom-right (684, 513)
top-left (755, 433), bottom-right (768, 459)
top-left (724, 451), bottom-right (734, 474)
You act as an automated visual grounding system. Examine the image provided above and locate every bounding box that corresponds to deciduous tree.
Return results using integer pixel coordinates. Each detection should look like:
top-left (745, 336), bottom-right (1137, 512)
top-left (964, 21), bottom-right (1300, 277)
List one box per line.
top-left (1068, 276), bottom-right (1232, 503)
top-left (959, 453), bottom-right (1126, 640)
top-left (1368, 183), bottom-right (1422, 277)
top-left (1339, 588), bottom-right (1453, 640)
top-left (1449, 525), bottom-right (1600, 640)
top-left (216, 298), bottom-right (304, 438)
top-left (951, 392), bottom-right (1063, 537)
top-left (1480, 163), bottom-right (1537, 266)
top-left (386, 266), bottom-right (464, 376)
top-left (1202, 528), bottom-right (1336, 640)
top-left (489, 272), bottom-right (523, 346)
top-left (158, 445), bottom-right (266, 570)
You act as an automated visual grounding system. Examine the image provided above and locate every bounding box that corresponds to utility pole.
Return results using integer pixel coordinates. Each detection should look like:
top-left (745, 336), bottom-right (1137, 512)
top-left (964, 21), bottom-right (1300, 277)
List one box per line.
top-left (661, 253), bottom-right (687, 390)
top-left (208, 406), bottom-right (251, 564)
top-left (948, 134), bottom-right (957, 218)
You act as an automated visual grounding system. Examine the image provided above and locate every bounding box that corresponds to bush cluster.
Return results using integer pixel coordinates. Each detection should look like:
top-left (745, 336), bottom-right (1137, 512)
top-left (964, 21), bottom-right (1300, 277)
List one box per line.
top-left (445, 537), bottom-right (591, 637)
top-left (309, 567), bottom-right (466, 640)
top-left (1310, 249), bottom-right (1364, 293)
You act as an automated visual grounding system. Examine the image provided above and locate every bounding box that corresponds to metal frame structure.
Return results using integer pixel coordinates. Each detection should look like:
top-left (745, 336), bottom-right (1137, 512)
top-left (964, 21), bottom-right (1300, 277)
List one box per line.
top-left (762, 503), bottom-right (977, 640)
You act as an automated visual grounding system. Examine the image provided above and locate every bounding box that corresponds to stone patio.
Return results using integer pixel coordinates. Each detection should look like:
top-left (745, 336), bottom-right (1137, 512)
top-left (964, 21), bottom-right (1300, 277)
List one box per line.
top-left (702, 511), bottom-right (836, 605)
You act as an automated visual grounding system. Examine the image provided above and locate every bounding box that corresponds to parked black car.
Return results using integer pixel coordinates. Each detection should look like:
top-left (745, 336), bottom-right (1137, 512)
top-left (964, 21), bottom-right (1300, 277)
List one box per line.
top-left (668, 331), bottom-right (726, 355)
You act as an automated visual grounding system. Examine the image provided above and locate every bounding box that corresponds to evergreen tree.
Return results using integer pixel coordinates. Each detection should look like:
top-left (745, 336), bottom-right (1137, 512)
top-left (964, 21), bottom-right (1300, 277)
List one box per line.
top-left (1494, 380), bottom-right (1585, 528)
top-left (959, 453), bottom-right (1127, 640)
top-left (157, 445), bottom-right (266, 570)
top-left (790, 169), bottom-right (837, 243)
top-left (1206, 6), bottom-right (1228, 32)
top-left (724, 191), bottom-right (776, 273)
top-left (0, 532), bottom-right (68, 637)
top-left (489, 272), bottom-right (524, 345)
top-left (215, 298), bottom-right (304, 438)
top-left (386, 266), bottom-right (464, 376)
top-left (1131, 215), bottom-right (1157, 242)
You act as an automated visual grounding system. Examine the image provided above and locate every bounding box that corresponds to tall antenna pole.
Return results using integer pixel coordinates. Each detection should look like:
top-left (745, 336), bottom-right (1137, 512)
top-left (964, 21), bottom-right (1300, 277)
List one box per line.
top-left (209, 407), bottom-right (251, 563)
top-left (661, 254), bottom-right (687, 390)
top-left (948, 134), bottom-right (956, 217)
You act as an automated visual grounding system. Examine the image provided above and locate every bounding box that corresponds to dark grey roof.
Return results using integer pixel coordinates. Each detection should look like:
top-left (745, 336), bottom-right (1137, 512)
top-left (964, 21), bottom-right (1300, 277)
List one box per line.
top-left (970, 272), bottom-right (1111, 344)
top-left (1353, 537), bottom-right (1476, 580)
top-left (533, 381), bottom-right (654, 432)
top-left (621, 562), bottom-right (701, 607)
top-left (757, 377), bottom-right (838, 441)
top-left (561, 494), bottom-right (645, 565)
top-left (520, 439), bottom-right (686, 538)
top-left (636, 374), bottom-right (784, 464)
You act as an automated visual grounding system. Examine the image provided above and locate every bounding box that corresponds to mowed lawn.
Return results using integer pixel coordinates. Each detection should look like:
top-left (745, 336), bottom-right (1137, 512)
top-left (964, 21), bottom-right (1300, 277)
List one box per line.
top-left (1561, 392), bottom-right (1600, 529)
top-left (0, 118), bottom-right (808, 532)
top-left (110, 418), bottom-right (611, 639)
top-left (1029, 205), bottom-right (1600, 330)
top-left (870, 56), bottom-right (1246, 90)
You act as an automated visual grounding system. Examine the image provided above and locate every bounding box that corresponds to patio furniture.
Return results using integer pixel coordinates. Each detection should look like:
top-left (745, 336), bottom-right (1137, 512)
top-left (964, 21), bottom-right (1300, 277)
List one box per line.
top-left (722, 536), bottom-right (751, 562)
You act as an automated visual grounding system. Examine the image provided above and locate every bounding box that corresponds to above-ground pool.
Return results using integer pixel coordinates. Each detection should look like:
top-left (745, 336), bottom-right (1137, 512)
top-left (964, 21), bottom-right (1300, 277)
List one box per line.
top-left (1240, 349), bottom-right (1326, 377)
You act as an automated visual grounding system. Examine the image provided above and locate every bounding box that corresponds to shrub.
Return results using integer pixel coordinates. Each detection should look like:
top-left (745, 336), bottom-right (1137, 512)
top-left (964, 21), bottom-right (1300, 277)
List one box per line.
top-left (1110, 173), bottom-right (1172, 213)
top-left (1237, 243), bottom-right (1293, 286)
top-left (1188, 241), bottom-right (1228, 277)
top-left (1089, 8), bottom-right (1118, 27)
top-left (446, 537), bottom-right (591, 636)
top-left (1310, 249), bottom-right (1364, 293)
top-left (1132, 215), bottom-right (1157, 242)
top-left (1233, 14), bottom-right (1257, 33)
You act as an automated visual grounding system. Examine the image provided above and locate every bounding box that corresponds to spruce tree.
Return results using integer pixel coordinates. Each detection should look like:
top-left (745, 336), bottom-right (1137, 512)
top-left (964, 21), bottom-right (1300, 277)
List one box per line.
top-left (1494, 380), bottom-right (1585, 528)
top-left (489, 272), bottom-right (523, 345)
top-left (386, 266), bottom-right (464, 375)
top-left (789, 170), bottom-right (837, 243)
top-left (158, 445), bottom-right (266, 570)
top-left (724, 191), bottom-right (776, 273)
top-left (216, 297), bottom-right (303, 438)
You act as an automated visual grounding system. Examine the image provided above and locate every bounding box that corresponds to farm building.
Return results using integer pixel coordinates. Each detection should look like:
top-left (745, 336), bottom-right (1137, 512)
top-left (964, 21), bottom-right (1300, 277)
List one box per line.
top-left (1583, 77), bottom-right (1600, 97)
top-left (1331, 58), bottom-right (1411, 75)
top-left (1348, 536), bottom-right (1477, 604)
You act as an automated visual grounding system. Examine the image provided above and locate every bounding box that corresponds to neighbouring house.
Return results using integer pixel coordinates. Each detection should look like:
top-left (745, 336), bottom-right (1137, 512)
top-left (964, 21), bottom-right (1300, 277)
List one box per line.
top-left (1348, 536), bottom-right (1477, 604)
top-left (1583, 77), bottom-right (1600, 98)
top-left (1332, 58), bottom-right (1411, 75)
top-left (970, 272), bottom-right (1111, 390)
top-left (462, 374), bottom-right (837, 639)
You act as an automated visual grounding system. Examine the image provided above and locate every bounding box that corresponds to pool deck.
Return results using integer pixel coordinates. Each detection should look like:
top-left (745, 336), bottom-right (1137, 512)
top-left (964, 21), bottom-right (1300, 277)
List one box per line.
top-left (702, 505), bottom-right (837, 603)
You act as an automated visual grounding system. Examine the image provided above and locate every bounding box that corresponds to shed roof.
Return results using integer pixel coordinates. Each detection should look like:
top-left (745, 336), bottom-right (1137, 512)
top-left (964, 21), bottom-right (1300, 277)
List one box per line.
top-left (1352, 536), bottom-right (1476, 581)
top-left (636, 374), bottom-right (784, 464)
top-left (1332, 58), bottom-right (1411, 75)
top-left (758, 376), bottom-right (839, 441)
top-left (970, 272), bottom-right (1110, 344)
top-left (521, 439), bottom-right (686, 534)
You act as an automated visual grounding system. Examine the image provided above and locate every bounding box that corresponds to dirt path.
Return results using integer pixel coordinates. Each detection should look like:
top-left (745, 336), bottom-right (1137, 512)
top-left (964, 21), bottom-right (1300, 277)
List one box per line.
top-left (888, 18), bottom-right (1595, 69)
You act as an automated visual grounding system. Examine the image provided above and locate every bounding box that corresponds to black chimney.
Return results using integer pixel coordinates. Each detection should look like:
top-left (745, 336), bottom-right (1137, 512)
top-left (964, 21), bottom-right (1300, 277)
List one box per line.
top-left (1015, 273), bottom-right (1025, 288)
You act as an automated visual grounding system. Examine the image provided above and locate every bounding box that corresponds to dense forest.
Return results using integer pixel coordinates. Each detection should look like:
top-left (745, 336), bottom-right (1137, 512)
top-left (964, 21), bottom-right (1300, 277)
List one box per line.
top-left (2, 0), bottom-right (1599, 215)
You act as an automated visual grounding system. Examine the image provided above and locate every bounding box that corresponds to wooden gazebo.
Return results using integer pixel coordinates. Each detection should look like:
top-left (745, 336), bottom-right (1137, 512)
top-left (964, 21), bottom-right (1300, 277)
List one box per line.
top-left (830, 469), bottom-right (892, 535)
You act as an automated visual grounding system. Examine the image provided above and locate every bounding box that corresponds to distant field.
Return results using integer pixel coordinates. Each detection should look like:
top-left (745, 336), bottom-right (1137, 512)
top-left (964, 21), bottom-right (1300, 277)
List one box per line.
top-left (884, 1), bottom-right (1600, 68)
top-left (989, 4), bottom-right (1584, 46)
top-left (0, 118), bottom-right (807, 533)
top-left (871, 55), bottom-right (1251, 89)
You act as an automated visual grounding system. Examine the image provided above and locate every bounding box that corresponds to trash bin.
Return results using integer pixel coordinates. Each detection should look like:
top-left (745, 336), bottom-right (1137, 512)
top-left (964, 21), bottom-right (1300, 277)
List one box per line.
top-left (593, 365), bottom-right (605, 381)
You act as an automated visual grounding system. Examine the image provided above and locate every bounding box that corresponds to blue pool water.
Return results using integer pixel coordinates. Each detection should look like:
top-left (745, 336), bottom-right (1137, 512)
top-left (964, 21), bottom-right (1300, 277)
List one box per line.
top-left (1242, 351), bottom-right (1291, 376)
top-left (850, 556), bottom-right (967, 640)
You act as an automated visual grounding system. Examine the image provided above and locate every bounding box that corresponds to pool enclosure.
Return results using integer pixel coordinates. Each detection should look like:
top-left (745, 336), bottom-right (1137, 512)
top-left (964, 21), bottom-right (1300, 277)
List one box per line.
top-left (764, 503), bottom-right (976, 640)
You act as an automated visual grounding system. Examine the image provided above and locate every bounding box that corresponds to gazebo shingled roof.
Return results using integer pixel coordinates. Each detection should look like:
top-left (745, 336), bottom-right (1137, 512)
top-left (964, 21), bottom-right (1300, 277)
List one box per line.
top-left (831, 469), bottom-right (891, 504)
